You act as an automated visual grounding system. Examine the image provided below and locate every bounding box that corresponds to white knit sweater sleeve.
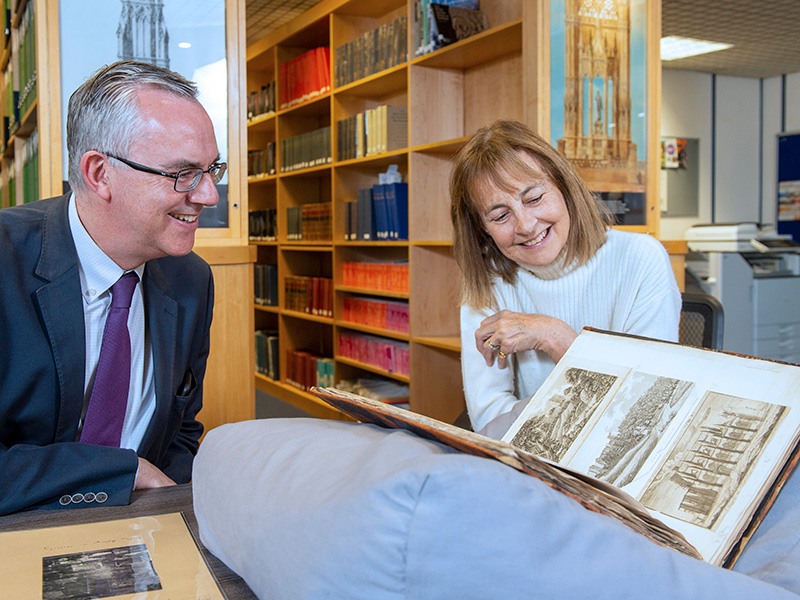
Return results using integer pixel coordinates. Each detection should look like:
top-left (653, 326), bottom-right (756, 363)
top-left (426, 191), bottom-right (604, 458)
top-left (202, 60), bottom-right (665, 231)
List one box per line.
top-left (459, 230), bottom-right (681, 433)
top-left (607, 231), bottom-right (681, 342)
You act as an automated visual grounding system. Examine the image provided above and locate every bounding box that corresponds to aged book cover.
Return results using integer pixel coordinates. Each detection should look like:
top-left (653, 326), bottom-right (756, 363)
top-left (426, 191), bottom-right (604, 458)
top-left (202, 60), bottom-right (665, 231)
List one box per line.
top-left (0, 512), bottom-right (224, 599)
top-left (312, 327), bottom-right (800, 567)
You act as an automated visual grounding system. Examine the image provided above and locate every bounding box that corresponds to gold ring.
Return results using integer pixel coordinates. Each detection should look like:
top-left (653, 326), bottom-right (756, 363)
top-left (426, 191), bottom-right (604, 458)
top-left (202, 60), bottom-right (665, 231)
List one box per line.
top-left (488, 341), bottom-right (500, 351)
top-left (498, 350), bottom-right (507, 359)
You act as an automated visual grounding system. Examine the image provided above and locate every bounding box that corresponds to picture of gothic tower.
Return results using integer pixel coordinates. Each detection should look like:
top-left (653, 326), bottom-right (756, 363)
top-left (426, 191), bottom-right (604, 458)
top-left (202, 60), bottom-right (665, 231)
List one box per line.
top-left (556, 0), bottom-right (644, 190)
top-left (117, 0), bottom-right (170, 69)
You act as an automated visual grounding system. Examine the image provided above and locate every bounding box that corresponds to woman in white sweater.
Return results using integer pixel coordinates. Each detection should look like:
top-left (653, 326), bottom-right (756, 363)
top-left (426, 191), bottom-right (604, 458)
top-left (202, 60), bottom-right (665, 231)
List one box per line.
top-left (450, 120), bottom-right (680, 435)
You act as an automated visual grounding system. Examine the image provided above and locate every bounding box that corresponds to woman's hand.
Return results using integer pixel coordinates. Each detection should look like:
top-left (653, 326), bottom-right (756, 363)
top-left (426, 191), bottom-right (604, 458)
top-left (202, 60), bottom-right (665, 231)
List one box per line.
top-left (475, 310), bottom-right (578, 368)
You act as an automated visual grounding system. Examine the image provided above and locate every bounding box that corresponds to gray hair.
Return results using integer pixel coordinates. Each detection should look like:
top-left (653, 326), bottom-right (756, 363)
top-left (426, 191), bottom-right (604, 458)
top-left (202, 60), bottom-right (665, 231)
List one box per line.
top-left (66, 60), bottom-right (199, 192)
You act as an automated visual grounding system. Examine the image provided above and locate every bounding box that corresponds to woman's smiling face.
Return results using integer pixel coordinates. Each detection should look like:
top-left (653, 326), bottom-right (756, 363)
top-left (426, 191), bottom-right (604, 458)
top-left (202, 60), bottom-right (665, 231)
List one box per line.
top-left (476, 152), bottom-right (571, 270)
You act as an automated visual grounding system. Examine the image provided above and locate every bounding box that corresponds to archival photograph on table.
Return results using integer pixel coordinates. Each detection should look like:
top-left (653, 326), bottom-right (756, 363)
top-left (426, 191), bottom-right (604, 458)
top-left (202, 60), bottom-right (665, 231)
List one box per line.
top-left (0, 512), bottom-right (223, 599)
top-left (42, 543), bottom-right (161, 599)
top-left (502, 328), bottom-right (800, 566)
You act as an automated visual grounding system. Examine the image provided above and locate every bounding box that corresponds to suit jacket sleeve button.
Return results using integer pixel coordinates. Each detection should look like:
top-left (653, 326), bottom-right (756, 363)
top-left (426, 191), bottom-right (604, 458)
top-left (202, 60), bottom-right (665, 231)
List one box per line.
top-left (83, 492), bottom-right (96, 502)
top-left (96, 492), bottom-right (108, 503)
top-left (59, 495), bottom-right (71, 505)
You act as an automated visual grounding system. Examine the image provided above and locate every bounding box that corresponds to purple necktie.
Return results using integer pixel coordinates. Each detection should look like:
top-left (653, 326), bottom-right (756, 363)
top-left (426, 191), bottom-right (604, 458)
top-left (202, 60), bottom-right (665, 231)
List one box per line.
top-left (81, 271), bottom-right (139, 446)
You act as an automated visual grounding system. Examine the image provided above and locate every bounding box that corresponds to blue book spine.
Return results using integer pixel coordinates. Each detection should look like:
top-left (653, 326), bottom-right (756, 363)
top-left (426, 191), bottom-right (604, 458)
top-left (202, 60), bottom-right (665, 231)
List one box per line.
top-left (386, 182), bottom-right (408, 240)
top-left (357, 187), bottom-right (374, 240)
top-left (372, 183), bottom-right (389, 240)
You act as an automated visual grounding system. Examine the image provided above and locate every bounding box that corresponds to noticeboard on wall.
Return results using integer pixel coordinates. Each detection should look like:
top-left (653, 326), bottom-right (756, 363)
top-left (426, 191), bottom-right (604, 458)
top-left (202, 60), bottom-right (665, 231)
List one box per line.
top-left (777, 132), bottom-right (800, 242)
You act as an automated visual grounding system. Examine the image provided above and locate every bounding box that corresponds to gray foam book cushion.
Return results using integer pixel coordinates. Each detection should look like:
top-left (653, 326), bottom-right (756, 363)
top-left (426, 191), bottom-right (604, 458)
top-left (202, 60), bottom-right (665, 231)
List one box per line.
top-left (192, 418), bottom-right (800, 600)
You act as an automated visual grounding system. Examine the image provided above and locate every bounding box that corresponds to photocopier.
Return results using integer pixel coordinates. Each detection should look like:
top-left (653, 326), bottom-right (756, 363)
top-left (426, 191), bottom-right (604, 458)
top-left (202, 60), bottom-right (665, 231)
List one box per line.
top-left (684, 223), bottom-right (800, 362)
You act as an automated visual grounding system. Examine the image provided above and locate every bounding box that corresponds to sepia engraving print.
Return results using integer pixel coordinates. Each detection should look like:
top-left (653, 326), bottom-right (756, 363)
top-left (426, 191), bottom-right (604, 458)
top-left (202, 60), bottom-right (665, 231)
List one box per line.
top-left (640, 392), bottom-right (786, 529)
top-left (588, 373), bottom-right (694, 486)
top-left (511, 367), bottom-right (617, 461)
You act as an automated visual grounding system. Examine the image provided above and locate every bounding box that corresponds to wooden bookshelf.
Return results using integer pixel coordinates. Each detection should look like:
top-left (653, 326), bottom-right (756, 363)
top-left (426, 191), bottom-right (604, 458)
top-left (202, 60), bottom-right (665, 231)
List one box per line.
top-left (247, 0), bottom-right (663, 422)
top-left (0, 0), bottom-right (44, 208)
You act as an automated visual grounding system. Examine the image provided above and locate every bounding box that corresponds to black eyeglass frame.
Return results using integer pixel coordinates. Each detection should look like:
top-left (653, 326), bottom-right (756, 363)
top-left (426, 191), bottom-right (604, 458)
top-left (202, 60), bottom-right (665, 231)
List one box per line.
top-left (105, 153), bottom-right (227, 192)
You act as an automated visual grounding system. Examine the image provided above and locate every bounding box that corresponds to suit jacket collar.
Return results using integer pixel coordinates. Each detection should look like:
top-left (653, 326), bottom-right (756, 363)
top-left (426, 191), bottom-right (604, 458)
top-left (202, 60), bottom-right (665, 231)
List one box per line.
top-left (34, 194), bottom-right (87, 440)
top-left (139, 261), bottom-right (179, 457)
top-left (36, 194), bottom-right (78, 282)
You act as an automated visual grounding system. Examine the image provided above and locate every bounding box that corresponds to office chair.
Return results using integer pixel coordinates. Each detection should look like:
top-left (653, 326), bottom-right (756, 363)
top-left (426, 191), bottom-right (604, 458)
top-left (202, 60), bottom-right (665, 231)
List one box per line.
top-left (679, 292), bottom-right (724, 350)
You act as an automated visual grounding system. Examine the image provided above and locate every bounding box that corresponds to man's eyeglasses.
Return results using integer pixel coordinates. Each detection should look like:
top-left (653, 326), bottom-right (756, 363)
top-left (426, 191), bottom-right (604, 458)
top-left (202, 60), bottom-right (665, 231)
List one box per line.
top-left (106, 153), bottom-right (227, 193)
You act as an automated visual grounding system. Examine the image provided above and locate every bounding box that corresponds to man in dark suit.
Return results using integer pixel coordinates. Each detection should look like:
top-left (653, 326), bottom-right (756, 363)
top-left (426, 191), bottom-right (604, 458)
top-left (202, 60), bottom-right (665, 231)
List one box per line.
top-left (0, 60), bottom-right (226, 515)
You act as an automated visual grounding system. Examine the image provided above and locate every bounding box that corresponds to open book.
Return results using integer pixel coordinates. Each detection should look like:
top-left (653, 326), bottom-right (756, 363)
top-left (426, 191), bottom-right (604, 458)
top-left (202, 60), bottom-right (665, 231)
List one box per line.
top-left (311, 328), bottom-right (800, 567)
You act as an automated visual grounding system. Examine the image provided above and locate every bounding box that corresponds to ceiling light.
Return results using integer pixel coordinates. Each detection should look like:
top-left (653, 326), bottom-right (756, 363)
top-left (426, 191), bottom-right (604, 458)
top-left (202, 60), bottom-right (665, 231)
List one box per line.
top-left (178, 42), bottom-right (192, 49)
top-left (660, 36), bottom-right (732, 61)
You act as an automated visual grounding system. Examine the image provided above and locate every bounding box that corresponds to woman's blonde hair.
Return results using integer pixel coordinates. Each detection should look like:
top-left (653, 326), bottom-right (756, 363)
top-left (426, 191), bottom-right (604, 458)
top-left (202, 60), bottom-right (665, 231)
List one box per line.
top-left (450, 119), bottom-right (612, 308)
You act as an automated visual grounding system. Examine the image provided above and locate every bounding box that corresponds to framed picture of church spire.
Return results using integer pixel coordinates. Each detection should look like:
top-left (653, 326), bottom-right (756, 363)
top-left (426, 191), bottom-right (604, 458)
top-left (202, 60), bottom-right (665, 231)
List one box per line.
top-left (57, 0), bottom-right (237, 231)
top-left (549, 0), bottom-right (658, 231)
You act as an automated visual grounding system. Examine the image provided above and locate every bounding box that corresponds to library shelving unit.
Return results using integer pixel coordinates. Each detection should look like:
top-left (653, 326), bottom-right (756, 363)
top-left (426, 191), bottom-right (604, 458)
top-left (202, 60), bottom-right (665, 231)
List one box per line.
top-left (247, 0), bottom-right (664, 423)
top-left (0, 0), bottom-right (53, 209)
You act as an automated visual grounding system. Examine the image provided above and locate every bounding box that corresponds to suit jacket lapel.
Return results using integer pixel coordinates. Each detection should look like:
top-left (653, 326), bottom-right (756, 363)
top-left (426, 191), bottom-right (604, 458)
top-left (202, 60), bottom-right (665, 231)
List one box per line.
top-left (139, 261), bottom-right (178, 456)
top-left (34, 195), bottom-right (86, 441)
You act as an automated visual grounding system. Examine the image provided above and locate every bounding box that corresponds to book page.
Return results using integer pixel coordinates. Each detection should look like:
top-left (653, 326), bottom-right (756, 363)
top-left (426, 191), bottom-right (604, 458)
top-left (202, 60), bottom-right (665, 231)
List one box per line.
top-left (502, 328), bottom-right (800, 565)
top-left (0, 512), bottom-right (224, 600)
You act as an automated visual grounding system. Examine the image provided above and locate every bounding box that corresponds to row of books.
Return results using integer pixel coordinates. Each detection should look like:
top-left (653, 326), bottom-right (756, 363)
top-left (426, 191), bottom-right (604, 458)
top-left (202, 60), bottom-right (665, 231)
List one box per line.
top-left (247, 143), bottom-right (276, 177)
top-left (334, 14), bottom-right (408, 88)
top-left (285, 275), bottom-right (333, 317)
top-left (336, 376), bottom-right (410, 407)
top-left (2, 1), bottom-right (10, 49)
top-left (342, 261), bottom-right (409, 294)
top-left (281, 126), bottom-right (332, 172)
top-left (337, 104), bottom-right (408, 161)
top-left (249, 187), bottom-right (407, 244)
top-left (5, 160), bottom-right (14, 206)
top-left (279, 46), bottom-right (331, 109)
top-left (345, 182), bottom-right (409, 241)
top-left (249, 105), bottom-right (405, 175)
top-left (337, 331), bottom-right (410, 376)
top-left (342, 296), bottom-right (409, 333)
top-left (3, 68), bottom-right (18, 144)
top-left (257, 273), bottom-right (411, 330)
top-left (413, 0), bottom-right (489, 56)
top-left (249, 208), bottom-right (277, 241)
top-left (19, 129), bottom-right (37, 204)
top-left (254, 330), bottom-right (279, 380)
top-left (254, 264), bottom-right (278, 306)
top-left (15, 0), bottom-right (35, 119)
top-left (285, 349), bottom-right (334, 391)
top-left (286, 202), bottom-right (332, 241)
top-left (247, 80), bottom-right (276, 119)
